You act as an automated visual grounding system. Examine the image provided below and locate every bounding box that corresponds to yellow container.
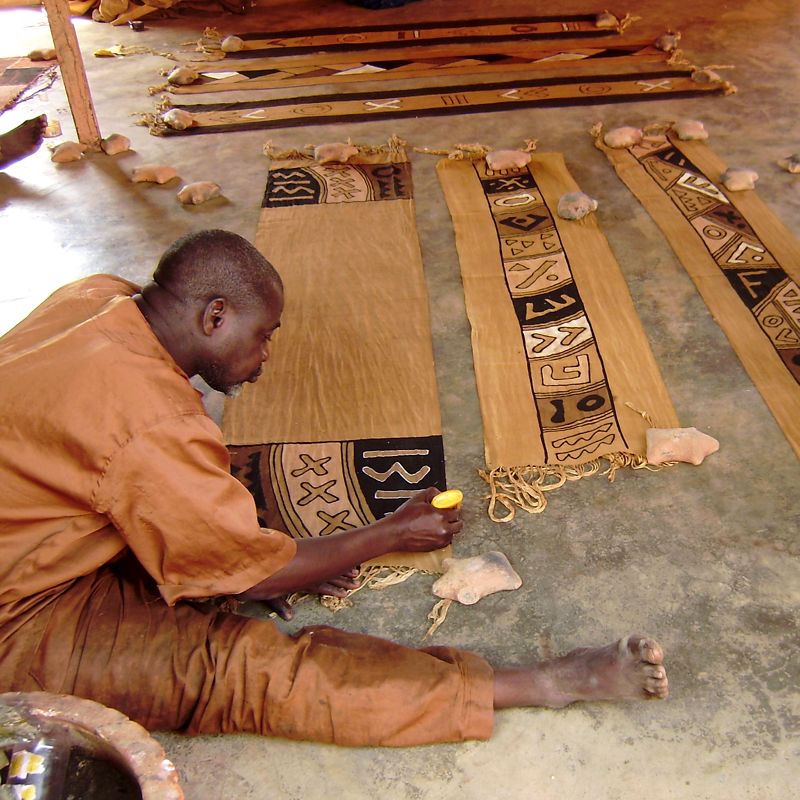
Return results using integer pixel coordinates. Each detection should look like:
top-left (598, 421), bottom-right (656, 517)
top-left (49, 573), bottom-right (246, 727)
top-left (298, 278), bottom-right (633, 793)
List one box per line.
top-left (431, 489), bottom-right (463, 509)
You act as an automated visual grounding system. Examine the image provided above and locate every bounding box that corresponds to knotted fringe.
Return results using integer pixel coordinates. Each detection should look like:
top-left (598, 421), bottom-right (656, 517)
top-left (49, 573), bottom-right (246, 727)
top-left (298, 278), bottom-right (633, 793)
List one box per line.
top-left (287, 564), bottom-right (424, 613)
top-left (480, 452), bottom-right (666, 523)
top-left (616, 13), bottom-right (641, 33)
top-left (137, 95), bottom-right (172, 134)
top-left (195, 27), bottom-right (224, 55)
top-left (423, 598), bottom-right (452, 640)
top-left (262, 134), bottom-right (408, 161)
top-left (413, 139), bottom-right (538, 160)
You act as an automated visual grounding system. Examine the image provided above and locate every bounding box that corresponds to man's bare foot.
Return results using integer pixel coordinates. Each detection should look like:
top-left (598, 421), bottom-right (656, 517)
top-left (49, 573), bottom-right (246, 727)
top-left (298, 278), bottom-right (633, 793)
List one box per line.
top-left (494, 635), bottom-right (669, 709)
top-left (0, 115), bottom-right (47, 169)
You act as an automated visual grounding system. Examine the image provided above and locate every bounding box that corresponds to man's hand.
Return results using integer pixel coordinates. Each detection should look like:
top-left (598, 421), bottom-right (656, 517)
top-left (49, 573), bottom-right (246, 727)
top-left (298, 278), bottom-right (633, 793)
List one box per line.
top-left (241, 488), bottom-right (463, 602)
top-left (383, 486), bottom-right (463, 552)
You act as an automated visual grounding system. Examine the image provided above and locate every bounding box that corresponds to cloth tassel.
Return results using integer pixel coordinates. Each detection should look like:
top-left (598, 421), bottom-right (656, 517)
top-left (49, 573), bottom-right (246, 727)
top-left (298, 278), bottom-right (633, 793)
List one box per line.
top-left (263, 134), bottom-right (407, 162)
top-left (423, 598), bottom-right (453, 640)
top-left (480, 452), bottom-right (667, 522)
top-left (414, 139), bottom-right (537, 161)
top-left (287, 565), bottom-right (424, 613)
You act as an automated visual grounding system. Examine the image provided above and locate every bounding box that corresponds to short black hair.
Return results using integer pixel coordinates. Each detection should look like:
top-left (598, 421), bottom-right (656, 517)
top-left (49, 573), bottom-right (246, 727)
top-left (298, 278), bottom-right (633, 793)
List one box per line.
top-left (153, 229), bottom-right (282, 310)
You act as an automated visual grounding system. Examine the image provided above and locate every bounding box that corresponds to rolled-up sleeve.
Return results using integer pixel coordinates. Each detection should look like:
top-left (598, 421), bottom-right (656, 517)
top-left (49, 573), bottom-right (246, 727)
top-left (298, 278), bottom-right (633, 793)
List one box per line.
top-left (93, 413), bottom-right (296, 605)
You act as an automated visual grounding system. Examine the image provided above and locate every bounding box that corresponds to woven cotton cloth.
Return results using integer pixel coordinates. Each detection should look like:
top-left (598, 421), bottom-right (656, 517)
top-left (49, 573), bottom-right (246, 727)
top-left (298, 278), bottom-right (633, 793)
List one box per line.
top-left (437, 153), bottom-right (679, 519)
top-left (223, 148), bottom-right (450, 572)
top-left (596, 133), bottom-right (800, 459)
top-left (0, 57), bottom-right (55, 112)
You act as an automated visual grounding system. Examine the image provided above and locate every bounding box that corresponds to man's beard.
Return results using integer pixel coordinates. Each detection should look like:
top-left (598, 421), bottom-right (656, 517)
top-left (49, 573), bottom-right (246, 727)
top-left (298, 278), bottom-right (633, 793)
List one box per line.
top-left (200, 360), bottom-right (258, 397)
top-left (199, 361), bottom-right (237, 397)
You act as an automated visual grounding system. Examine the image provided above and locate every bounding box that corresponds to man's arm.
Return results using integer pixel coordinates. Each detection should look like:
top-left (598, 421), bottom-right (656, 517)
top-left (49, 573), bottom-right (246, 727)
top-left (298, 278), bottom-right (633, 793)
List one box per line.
top-left (239, 487), bottom-right (461, 601)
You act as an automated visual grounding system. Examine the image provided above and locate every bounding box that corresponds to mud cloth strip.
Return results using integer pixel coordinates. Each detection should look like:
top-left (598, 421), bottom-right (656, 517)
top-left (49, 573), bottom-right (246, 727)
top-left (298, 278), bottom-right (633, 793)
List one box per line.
top-left (230, 14), bottom-right (623, 57)
top-left (155, 69), bottom-right (728, 135)
top-left (0, 56), bottom-right (56, 112)
top-left (223, 148), bottom-right (450, 571)
top-left (437, 154), bottom-right (679, 520)
top-left (596, 133), bottom-right (800, 458)
top-left (174, 41), bottom-right (669, 94)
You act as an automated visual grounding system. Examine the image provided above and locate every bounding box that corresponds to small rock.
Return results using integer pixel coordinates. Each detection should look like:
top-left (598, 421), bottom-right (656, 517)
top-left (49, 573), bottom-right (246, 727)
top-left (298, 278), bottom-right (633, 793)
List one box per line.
top-left (167, 66), bottom-right (199, 86)
top-left (720, 167), bottom-right (758, 191)
top-left (221, 36), bottom-right (244, 53)
top-left (28, 48), bottom-right (56, 61)
top-left (603, 126), bottom-right (643, 149)
top-left (100, 133), bottom-right (131, 155)
top-left (595, 11), bottom-right (618, 29)
top-left (161, 109), bottom-right (195, 131)
top-left (557, 191), bottom-right (598, 220)
top-left (50, 141), bottom-right (87, 163)
top-left (485, 149), bottom-right (532, 171)
top-left (131, 164), bottom-right (179, 184)
top-left (646, 427), bottom-right (720, 465)
top-left (177, 181), bottom-right (222, 205)
top-left (777, 154), bottom-right (800, 174)
top-left (313, 142), bottom-right (359, 164)
top-left (672, 119), bottom-right (709, 141)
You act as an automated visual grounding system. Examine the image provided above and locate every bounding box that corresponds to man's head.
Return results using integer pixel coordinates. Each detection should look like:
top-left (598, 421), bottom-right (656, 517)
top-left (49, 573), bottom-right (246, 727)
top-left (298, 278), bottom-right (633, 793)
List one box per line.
top-left (152, 230), bottom-right (283, 396)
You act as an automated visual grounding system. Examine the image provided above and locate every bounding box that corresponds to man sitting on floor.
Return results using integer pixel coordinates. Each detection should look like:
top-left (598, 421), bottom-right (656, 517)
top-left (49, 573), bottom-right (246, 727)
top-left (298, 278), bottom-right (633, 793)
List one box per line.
top-left (0, 229), bottom-right (668, 746)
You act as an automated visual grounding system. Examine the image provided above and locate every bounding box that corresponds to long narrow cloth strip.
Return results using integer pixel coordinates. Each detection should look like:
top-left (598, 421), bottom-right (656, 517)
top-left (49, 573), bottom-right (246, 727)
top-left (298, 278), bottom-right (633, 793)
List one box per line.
top-left (229, 14), bottom-right (627, 57)
top-left (0, 56), bottom-right (57, 112)
top-left (437, 154), bottom-right (678, 520)
top-left (223, 149), bottom-right (450, 572)
top-left (153, 69), bottom-right (728, 135)
top-left (595, 133), bottom-right (800, 458)
top-left (174, 40), bottom-right (669, 94)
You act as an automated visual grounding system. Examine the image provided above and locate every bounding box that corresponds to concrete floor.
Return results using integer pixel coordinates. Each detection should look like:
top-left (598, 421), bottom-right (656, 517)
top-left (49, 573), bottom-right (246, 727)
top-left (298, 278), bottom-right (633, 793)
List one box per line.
top-left (1, 1), bottom-right (798, 797)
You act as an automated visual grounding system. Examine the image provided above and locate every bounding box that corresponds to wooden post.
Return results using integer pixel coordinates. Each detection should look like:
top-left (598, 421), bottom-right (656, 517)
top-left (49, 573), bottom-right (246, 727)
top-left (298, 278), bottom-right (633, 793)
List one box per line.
top-left (42, 0), bottom-right (102, 148)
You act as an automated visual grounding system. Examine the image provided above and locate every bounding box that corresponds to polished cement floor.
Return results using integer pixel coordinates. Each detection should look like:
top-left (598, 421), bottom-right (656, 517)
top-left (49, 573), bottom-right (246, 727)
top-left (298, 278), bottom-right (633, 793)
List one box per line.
top-left (1, 1), bottom-right (798, 798)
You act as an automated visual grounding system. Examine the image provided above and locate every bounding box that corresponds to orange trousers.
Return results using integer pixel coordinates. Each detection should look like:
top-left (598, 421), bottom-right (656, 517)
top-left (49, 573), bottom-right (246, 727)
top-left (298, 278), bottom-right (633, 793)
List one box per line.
top-left (2, 562), bottom-right (495, 746)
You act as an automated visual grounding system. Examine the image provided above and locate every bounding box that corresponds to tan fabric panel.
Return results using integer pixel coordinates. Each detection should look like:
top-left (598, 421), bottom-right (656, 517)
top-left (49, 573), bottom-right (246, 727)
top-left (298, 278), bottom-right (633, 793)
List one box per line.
top-left (530, 154), bottom-right (680, 450)
top-left (224, 156), bottom-right (440, 443)
top-left (436, 158), bottom-right (547, 468)
top-left (224, 151), bottom-right (449, 571)
top-left (597, 135), bottom-right (800, 458)
top-left (437, 153), bottom-right (677, 475)
top-left (167, 74), bottom-right (726, 133)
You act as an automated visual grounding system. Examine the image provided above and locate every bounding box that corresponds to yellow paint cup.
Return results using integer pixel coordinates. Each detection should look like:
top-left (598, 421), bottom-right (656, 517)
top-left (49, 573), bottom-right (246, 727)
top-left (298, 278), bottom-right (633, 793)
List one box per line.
top-left (431, 489), bottom-right (463, 510)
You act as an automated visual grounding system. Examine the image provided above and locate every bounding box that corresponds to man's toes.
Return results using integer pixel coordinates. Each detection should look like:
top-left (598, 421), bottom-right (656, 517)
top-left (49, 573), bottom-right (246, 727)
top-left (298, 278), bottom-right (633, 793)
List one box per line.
top-left (635, 636), bottom-right (664, 665)
top-left (643, 664), bottom-right (666, 680)
top-left (644, 678), bottom-right (669, 699)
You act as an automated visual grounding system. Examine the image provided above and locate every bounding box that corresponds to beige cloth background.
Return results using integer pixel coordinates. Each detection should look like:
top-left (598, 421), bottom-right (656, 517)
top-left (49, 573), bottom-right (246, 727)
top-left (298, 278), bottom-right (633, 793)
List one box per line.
top-left (224, 152), bottom-right (449, 571)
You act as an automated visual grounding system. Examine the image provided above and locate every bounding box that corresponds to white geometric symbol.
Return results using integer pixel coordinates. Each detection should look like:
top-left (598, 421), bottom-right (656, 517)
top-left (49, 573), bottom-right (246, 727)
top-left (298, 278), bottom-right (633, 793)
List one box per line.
top-left (494, 192), bottom-right (538, 207)
top-left (364, 99), bottom-right (402, 111)
top-left (728, 241), bottom-right (766, 264)
top-left (637, 79), bottom-right (672, 92)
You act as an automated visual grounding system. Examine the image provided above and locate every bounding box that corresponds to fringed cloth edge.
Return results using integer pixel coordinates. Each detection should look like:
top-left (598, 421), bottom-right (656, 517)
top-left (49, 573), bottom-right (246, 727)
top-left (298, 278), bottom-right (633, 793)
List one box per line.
top-left (261, 133), bottom-right (408, 162)
top-left (289, 564), bottom-right (454, 639)
top-left (480, 452), bottom-right (669, 523)
top-left (287, 563), bottom-right (425, 612)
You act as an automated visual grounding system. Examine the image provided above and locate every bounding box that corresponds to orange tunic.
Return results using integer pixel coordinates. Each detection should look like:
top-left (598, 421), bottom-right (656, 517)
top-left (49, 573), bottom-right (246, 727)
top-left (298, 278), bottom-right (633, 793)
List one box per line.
top-left (0, 276), bottom-right (494, 745)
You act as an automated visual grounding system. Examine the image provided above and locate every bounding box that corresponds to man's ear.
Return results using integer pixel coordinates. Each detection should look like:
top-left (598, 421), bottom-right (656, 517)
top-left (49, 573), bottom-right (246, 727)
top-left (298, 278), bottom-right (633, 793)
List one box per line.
top-left (201, 297), bottom-right (227, 335)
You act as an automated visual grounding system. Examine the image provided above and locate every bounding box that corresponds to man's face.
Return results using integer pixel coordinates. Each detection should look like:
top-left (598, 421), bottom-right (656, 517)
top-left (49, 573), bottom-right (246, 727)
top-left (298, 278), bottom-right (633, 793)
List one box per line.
top-left (199, 289), bottom-right (283, 396)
